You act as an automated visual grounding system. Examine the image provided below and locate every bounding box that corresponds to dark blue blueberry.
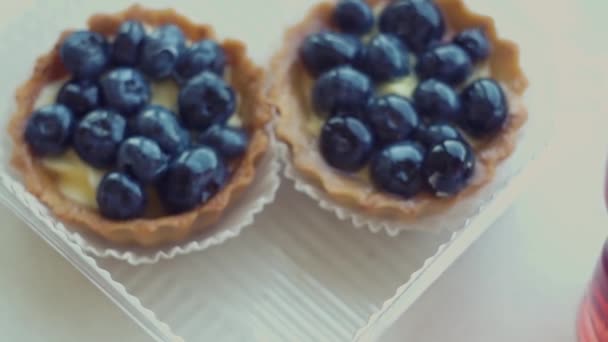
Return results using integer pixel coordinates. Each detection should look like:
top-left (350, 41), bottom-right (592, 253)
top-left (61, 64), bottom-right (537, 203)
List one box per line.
top-left (96, 172), bottom-right (146, 220)
top-left (140, 24), bottom-right (186, 79)
top-left (56, 80), bottom-right (101, 117)
top-left (24, 104), bottom-right (74, 156)
top-left (423, 139), bottom-right (475, 196)
top-left (196, 125), bottom-right (249, 159)
top-left (333, 0), bottom-right (374, 35)
top-left (366, 95), bottom-right (419, 144)
top-left (174, 40), bottom-right (226, 82)
top-left (117, 137), bottom-right (169, 184)
top-left (133, 105), bottom-right (190, 156)
top-left (460, 78), bottom-right (508, 137)
top-left (312, 66), bottom-right (372, 116)
top-left (379, 0), bottom-right (445, 53)
top-left (362, 34), bottom-right (410, 83)
top-left (178, 71), bottom-right (236, 130)
top-left (300, 32), bottom-right (362, 76)
top-left (320, 116), bottom-right (373, 172)
top-left (454, 28), bottom-right (491, 63)
top-left (370, 141), bottom-right (425, 198)
top-left (111, 20), bottom-right (145, 66)
top-left (416, 44), bottom-right (473, 85)
top-left (73, 109), bottom-right (126, 168)
top-left (100, 68), bottom-right (151, 116)
top-left (160, 147), bottom-right (226, 213)
top-left (413, 79), bottom-right (461, 121)
top-left (60, 31), bottom-right (109, 79)
top-left (414, 123), bottom-right (462, 147)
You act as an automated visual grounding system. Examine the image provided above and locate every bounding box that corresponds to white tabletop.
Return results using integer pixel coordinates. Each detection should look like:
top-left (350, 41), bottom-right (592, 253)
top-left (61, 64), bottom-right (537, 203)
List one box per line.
top-left (1, 1), bottom-right (606, 341)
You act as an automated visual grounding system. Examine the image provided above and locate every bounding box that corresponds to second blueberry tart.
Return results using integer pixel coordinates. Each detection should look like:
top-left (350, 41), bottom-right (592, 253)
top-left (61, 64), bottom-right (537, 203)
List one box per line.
top-left (271, 0), bottom-right (528, 223)
top-left (9, 5), bottom-right (271, 246)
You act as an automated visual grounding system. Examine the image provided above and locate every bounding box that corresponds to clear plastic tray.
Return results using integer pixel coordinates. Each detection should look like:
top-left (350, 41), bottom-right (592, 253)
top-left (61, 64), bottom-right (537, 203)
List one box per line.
top-left (0, 0), bottom-right (556, 341)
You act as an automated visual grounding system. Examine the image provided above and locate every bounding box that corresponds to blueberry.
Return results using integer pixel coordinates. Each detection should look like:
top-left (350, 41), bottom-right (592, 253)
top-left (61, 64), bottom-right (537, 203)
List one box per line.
top-left (111, 20), bottom-right (145, 66)
top-left (97, 172), bottom-right (146, 220)
top-left (370, 141), bottom-right (425, 198)
top-left (196, 125), bottom-right (249, 159)
top-left (174, 40), bottom-right (226, 82)
top-left (423, 139), bottom-right (475, 196)
top-left (24, 104), bottom-right (74, 156)
top-left (414, 123), bottom-right (462, 147)
top-left (140, 25), bottom-right (186, 79)
top-left (73, 109), bottom-right (126, 168)
top-left (333, 0), bottom-right (374, 35)
top-left (416, 44), bottom-right (473, 86)
top-left (133, 105), bottom-right (190, 156)
top-left (60, 31), bottom-right (109, 79)
top-left (320, 116), bottom-right (373, 172)
top-left (100, 68), bottom-right (151, 116)
top-left (160, 147), bottom-right (226, 213)
top-left (413, 79), bottom-right (461, 121)
top-left (461, 78), bottom-right (508, 137)
top-left (117, 137), bottom-right (169, 184)
top-left (56, 80), bottom-right (101, 117)
top-left (300, 32), bottom-right (362, 76)
top-left (379, 0), bottom-right (445, 53)
top-left (178, 72), bottom-right (236, 130)
top-left (454, 28), bottom-right (491, 63)
top-left (362, 34), bottom-right (410, 83)
top-left (312, 66), bottom-right (372, 116)
top-left (366, 95), bottom-right (419, 144)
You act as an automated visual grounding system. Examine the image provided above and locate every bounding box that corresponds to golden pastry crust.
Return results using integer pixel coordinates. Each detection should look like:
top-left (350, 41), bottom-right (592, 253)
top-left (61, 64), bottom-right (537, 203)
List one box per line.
top-left (8, 5), bottom-right (271, 247)
top-left (270, 0), bottom-right (528, 221)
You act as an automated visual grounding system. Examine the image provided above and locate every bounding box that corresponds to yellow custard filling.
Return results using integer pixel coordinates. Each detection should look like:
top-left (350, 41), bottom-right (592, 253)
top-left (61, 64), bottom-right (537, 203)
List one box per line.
top-left (36, 78), bottom-right (242, 208)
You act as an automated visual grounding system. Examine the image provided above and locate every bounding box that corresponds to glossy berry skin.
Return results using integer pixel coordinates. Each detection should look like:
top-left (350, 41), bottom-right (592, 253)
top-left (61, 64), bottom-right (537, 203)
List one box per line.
top-left (111, 20), bottom-right (145, 66)
top-left (370, 141), bottom-right (425, 198)
top-left (60, 31), bottom-right (109, 80)
top-left (320, 116), bottom-right (373, 172)
top-left (73, 109), bottom-right (126, 168)
top-left (366, 95), bottom-right (419, 144)
top-left (179, 72), bottom-right (237, 130)
top-left (333, 0), bottom-right (374, 35)
top-left (97, 172), bottom-right (146, 220)
top-left (140, 25), bottom-right (186, 79)
top-left (415, 123), bottom-right (462, 147)
top-left (416, 44), bottom-right (473, 86)
top-left (117, 137), bottom-right (169, 184)
top-left (413, 79), bottom-right (462, 121)
top-left (160, 147), bottom-right (226, 213)
top-left (300, 32), bottom-right (362, 76)
top-left (312, 66), bottom-right (372, 116)
top-left (100, 68), bottom-right (151, 116)
top-left (133, 105), bottom-right (190, 157)
top-left (454, 28), bottom-right (491, 63)
top-left (174, 40), bottom-right (226, 82)
top-left (24, 104), bottom-right (74, 156)
top-left (56, 80), bottom-right (101, 117)
top-left (461, 78), bottom-right (508, 137)
top-left (362, 34), bottom-right (410, 83)
top-left (196, 125), bottom-right (249, 159)
top-left (379, 0), bottom-right (445, 53)
top-left (423, 139), bottom-right (475, 196)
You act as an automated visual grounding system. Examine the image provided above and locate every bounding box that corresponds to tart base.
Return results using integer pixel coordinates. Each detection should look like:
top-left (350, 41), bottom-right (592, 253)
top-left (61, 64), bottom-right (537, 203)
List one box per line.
top-left (8, 5), bottom-right (271, 247)
top-left (270, 0), bottom-right (529, 222)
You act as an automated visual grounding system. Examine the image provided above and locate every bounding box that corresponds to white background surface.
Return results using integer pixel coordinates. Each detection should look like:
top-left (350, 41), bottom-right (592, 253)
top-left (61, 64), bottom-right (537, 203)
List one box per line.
top-left (0, 0), bottom-right (606, 341)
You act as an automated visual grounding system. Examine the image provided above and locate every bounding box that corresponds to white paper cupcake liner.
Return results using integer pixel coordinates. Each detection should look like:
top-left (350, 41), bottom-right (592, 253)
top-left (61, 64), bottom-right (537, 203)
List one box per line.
top-left (0, 128), bottom-right (280, 265)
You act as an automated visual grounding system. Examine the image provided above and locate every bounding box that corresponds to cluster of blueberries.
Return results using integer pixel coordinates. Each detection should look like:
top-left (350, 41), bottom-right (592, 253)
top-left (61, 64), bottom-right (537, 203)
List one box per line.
top-left (300, 0), bottom-right (509, 198)
top-left (24, 20), bottom-right (249, 220)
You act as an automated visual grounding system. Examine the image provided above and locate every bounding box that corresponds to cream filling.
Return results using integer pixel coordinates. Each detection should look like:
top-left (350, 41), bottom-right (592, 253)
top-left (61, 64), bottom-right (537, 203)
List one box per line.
top-left (37, 76), bottom-right (241, 208)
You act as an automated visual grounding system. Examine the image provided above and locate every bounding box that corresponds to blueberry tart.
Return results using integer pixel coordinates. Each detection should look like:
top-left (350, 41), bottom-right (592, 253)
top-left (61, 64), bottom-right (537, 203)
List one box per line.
top-left (271, 0), bottom-right (528, 221)
top-left (9, 5), bottom-right (270, 246)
